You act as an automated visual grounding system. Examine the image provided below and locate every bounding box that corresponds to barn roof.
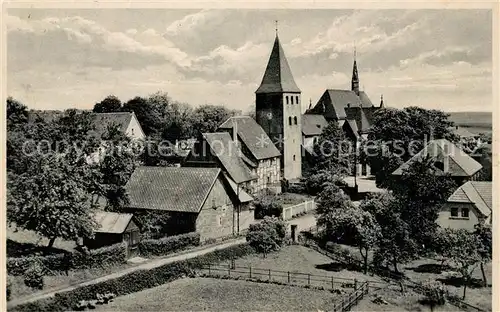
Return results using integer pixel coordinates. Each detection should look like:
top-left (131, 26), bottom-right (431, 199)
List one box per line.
top-left (93, 211), bottom-right (134, 234)
top-left (125, 167), bottom-right (220, 213)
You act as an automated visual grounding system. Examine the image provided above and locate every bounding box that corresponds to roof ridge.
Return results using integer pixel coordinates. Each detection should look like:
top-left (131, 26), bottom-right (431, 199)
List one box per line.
top-left (470, 181), bottom-right (490, 211)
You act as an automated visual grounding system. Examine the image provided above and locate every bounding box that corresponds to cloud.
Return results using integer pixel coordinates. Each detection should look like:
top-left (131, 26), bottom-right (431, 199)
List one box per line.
top-left (165, 9), bottom-right (226, 37)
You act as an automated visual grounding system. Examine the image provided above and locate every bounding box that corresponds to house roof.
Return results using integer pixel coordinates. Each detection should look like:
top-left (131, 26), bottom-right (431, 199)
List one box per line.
top-left (219, 116), bottom-right (281, 160)
top-left (89, 112), bottom-right (136, 138)
top-left (358, 91), bottom-right (374, 107)
top-left (256, 35), bottom-right (300, 94)
top-left (448, 181), bottom-right (492, 217)
top-left (93, 211), bottom-right (134, 234)
top-left (202, 132), bottom-right (257, 184)
top-left (302, 114), bottom-right (329, 136)
top-left (125, 166), bottom-right (221, 213)
top-left (392, 139), bottom-right (483, 177)
top-left (222, 173), bottom-right (254, 203)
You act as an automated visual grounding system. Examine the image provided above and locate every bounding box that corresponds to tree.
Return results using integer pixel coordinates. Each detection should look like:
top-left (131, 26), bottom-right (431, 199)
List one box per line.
top-left (391, 156), bottom-right (457, 248)
top-left (191, 104), bottom-right (239, 136)
top-left (246, 216), bottom-right (287, 257)
top-left (421, 280), bottom-right (447, 312)
top-left (474, 223), bottom-right (492, 286)
top-left (122, 96), bottom-right (165, 137)
top-left (362, 192), bottom-right (419, 273)
top-left (7, 97), bottom-right (29, 130)
top-left (253, 193), bottom-right (283, 219)
top-left (436, 228), bottom-right (481, 299)
top-left (92, 95), bottom-right (122, 113)
top-left (308, 121), bottom-right (351, 174)
top-left (301, 169), bottom-right (347, 196)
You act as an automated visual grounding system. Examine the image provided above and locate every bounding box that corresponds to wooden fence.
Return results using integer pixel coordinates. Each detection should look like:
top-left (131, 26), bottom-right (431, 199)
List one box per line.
top-left (200, 263), bottom-right (360, 290)
top-left (282, 200), bottom-right (315, 220)
top-left (332, 281), bottom-right (369, 312)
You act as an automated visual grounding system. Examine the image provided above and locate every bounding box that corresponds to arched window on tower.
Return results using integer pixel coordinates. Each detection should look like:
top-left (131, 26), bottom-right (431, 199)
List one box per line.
top-left (294, 116), bottom-right (298, 125)
top-left (296, 96), bottom-right (299, 104)
top-left (289, 117), bottom-right (292, 125)
top-left (286, 96), bottom-right (289, 104)
top-left (291, 96), bottom-right (294, 105)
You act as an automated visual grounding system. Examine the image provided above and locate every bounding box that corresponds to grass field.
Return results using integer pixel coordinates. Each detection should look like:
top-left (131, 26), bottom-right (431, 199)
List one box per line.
top-left (448, 112), bottom-right (492, 129)
top-left (98, 277), bottom-right (339, 311)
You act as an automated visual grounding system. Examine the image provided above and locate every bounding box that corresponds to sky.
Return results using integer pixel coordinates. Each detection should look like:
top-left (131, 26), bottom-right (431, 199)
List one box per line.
top-left (6, 9), bottom-right (493, 113)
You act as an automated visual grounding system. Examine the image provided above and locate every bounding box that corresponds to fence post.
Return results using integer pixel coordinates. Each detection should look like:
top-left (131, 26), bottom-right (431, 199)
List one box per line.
top-left (288, 271), bottom-right (290, 283)
top-left (308, 274), bottom-right (311, 286)
top-left (269, 269), bottom-right (271, 281)
top-left (249, 266), bottom-right (252, 278)
top-left (331, 276), bottom-right (334, 289)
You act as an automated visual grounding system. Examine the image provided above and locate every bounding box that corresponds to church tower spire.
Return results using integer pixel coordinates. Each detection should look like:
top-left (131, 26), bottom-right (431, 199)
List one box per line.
top-left (255, 26), bottom-right (302, 181)
top-left (351, 46), bottom-right (360, 96)
top-left (380, 94), bottom-right (384, 108)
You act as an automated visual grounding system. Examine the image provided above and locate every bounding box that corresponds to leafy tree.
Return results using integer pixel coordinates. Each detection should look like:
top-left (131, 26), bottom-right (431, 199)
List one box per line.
top-left (362, 192), bottom-right (419, 273)
top-left (133, 210), bottom-right (171, 238)
top-left (92, 95), bottom-right (122, 113)
top-left (309, 121), bottom-right (351, 174)
top-left (7, 97), bottom-right (29, 130)
top-left (474, 223), bottom-right (492, 286)
top-left (391, 156), bottom-right (457, 248)
top-left (436, 228), bottom-right (481, 299)
top-left (122, 96), bottom-right (165, 138)
top-left (421, 280), bottom-right (447, 312)
top-left (253, 193), bottom-right (283, 219)
top-left (301, 169), bottom-right (347, 196)
top-left (192, 104), bottom-right (239, 136)
top-left (246, 216), bottom-right (287, 257)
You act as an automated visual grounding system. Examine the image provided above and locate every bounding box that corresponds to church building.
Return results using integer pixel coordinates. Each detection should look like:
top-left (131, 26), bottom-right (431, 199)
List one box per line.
top-left (255, 32), bottom-right (303, 182)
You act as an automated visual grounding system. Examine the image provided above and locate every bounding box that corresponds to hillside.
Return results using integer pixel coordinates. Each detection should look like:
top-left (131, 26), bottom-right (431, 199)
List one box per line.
top-left (447, 111), bottom-right (492, 128)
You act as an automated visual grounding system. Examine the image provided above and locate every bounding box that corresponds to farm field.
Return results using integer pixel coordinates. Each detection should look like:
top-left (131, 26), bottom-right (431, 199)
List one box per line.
top-left (448, 112), bottom-right (492, 129)
top-left (98, 277), bottom-right (339, 312)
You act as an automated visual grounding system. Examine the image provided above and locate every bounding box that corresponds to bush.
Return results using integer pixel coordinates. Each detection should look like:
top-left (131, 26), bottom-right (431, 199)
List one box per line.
top-left (10, 243), bottom-right (255, 312)
top-left (138, 232), bottom-right (201, 257)
top-left (246, 217), bottom-right (287, 256)
top-left (254, 194), bottom-right (283, 219)
top-left (23, 260), bottom-right (45, 290)
top-left (421, 280), bottom-right (447, 308)
top-left (8, 242), bottom-right (128, 276)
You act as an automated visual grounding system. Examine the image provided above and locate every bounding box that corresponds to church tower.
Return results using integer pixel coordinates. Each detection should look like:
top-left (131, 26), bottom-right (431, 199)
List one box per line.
top-left (255, 30), bottom-right (302, 181)
top-left (351, 48), bottom-right (360, 96)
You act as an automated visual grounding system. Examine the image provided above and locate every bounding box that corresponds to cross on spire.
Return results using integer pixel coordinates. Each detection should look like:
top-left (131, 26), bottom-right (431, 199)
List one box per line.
top-left (275, 20), bottom-right (278, 35)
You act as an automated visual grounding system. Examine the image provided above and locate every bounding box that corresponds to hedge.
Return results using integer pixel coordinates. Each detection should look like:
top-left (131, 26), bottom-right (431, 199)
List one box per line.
top-left (138, 232), bottom-right (200, 257)
top-left (7, 242), bottom-right (128, 276)
top-left (9, 243), bottom-right (255, 312)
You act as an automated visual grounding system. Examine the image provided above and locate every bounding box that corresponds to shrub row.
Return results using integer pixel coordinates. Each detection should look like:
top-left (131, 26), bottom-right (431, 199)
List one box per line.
top-left (7, 242), bottom-right (128, 276)
top-left (10, 243), bottom-right (256, 312)
top-left (138, 232), bottom-right (201, 257)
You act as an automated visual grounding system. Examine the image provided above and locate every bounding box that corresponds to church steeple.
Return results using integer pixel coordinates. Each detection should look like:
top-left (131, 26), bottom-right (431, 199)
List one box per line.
top-left (351, 46), bottom-right (360, 96)
top-left (255, 33), bottom-right (300, 94)
top-left (380, 94), bottom-right (384, 108)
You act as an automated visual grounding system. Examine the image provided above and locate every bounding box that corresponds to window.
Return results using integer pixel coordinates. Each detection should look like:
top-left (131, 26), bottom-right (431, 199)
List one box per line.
top-left (451, 208), bottom-right (458, 217)
top-left (218, 216), bottom-right (223, 226)
top-left (293, 155), bottom-right (296, 161)
top-left (267, 176), bottom-right (270, 184)
top-left (289, 117), bottom-right (292, 125)
top-left (296, 96), bottom-right (299, 104)
top-left (461, 208), bottom-right (469, 218)
top-left (286, 96), bottom-right (289, 104)
top-left (131, 128), bottom-right (134, 135)
top-left (291, 96), bottom-right (294, 105)
top-left (294, 116), bottom-right (298, 125)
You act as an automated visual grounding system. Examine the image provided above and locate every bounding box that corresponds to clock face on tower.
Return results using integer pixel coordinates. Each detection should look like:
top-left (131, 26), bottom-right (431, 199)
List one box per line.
top-left (266, 112), bottom-right (273, 120)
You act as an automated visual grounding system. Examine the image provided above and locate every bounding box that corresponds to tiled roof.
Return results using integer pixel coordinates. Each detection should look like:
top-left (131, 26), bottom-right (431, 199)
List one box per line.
top-left (202, 132), bottom-right (256, 184)
top-left (302, 114), bottom-right (328, 136)
top-left (89, 112), bottom-right (134, 138)
top-left (219, 116), bottom-right (281, 160)
top-left (448, 181), bottom-right (492, 217)
top-left (125, 166), bottom-right (220, 213)
top-left (93, 211), bottom-right (134, 234)
top-left (256, 35), bottom-right (300, 94)
top-left (392, 139), bottom-right (483, 177)
top-left (222, 173), bottom-right (254, 203)
top-left (358, 91), bottom-right (374, 107)
top-left (345, 107), bottom-right (372, 133)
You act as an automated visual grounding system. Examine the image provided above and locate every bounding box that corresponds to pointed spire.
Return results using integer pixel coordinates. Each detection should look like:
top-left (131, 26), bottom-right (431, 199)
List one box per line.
top-left (255, 30), bottom-right (301, 94)
top-left (351, 44), bottom-right (360, 96)
top-left (380, 94), bottom-right (384, 108)
top-left (308, 98), bottom-right (312, 110)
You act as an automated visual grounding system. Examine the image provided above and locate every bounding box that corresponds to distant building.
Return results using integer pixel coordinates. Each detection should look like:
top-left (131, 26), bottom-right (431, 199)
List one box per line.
top-left (392, 139), bottom-right (483, 185)
top-left (438, 181), bottom-right (492, 230)
top-left (301, 114), bottom-right (329, 154)
top-left (89, 112), bottom-right (146, 141)
top-left (219, 116), bottom-right (282, 193)
top-left (124, 167), bottom-right (254, 241)
top-left (83, 211), bottom-right (140, 256)
top-left (255, 34), bottom-right (302, 181)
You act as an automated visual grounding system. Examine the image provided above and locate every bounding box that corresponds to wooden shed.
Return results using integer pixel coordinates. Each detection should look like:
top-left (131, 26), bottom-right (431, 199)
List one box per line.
top-left (84, 211), bottom-right (140, 256)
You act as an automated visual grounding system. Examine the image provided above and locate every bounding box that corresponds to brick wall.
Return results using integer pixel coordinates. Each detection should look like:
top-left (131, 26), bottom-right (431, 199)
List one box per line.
top-left (195, 177), bottom-right (235, 241)
top-left (437, 202), bottom-right (481, 231)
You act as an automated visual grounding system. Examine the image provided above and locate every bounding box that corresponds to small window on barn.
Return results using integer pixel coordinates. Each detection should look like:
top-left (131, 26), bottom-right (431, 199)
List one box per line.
top-left (289, 117), bottom-right (292, 125)
top-left (131, 128), bottom-right (134, 135)
top-left (294, 116), bottom-right (298, 125)
top-left (212, 198), bottom-right (217, 209)
top-left (461, 208), bottom-right (469, 218)
top-left (286, 96), bottom-right (289, 104)
top-left (451, 208), bottom-right (458, 217)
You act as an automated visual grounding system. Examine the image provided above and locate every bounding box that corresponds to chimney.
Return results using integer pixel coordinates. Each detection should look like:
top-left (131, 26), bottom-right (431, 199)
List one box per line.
top-left (443, 143), bottom-right (450, 173)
